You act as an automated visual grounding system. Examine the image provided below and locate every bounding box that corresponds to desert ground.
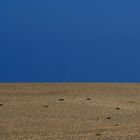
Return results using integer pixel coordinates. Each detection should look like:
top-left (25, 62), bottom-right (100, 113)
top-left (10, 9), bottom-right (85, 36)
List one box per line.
top-left (0, 83), bottom-right (140, 140)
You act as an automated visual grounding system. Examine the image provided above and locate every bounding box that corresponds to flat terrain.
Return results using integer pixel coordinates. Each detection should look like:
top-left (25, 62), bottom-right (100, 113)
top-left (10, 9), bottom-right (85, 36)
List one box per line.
top-left (0, 83), bottom-right (140, 140)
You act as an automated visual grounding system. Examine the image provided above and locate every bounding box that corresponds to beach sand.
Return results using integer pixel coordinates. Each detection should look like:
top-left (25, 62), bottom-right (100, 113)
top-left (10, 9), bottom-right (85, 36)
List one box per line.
top-left (0, 83), bottom-right (140, 140)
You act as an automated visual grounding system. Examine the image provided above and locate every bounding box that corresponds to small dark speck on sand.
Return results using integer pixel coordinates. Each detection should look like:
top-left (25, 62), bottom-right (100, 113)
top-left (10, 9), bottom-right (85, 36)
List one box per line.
top-left (0, 104), bottom-right (3, 106)
top-left (129, 101), bottom-right (135, 104)
top-left (43, 105), bottom-right (49, 108)
top-left (86, 98), bottom-right (91, 100)
top-left (59, 98), bottom-right (64, 101)
top-left (115, 124), bottom-right (119, 126)
top-left (96, 133), bottom-right (102, 136)
top-left (116, 107), bottom-right (120, 110)
top-left (106, 117), bottom-right (111, 120)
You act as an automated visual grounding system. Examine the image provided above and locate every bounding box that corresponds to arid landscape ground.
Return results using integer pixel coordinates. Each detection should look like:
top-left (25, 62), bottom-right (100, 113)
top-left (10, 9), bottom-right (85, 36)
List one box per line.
top-left (0, 83), bottom-right (140, 140)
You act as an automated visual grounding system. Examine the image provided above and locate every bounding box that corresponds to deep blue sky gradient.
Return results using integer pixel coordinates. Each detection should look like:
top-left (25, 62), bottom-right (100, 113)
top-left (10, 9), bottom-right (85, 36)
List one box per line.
top-left (0, 0), bottom-right (140, 82)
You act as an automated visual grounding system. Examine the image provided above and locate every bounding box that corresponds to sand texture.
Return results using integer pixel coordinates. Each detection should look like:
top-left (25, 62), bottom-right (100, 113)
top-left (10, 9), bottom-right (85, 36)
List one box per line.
top-left (0, 83), bottom-right (140, 140)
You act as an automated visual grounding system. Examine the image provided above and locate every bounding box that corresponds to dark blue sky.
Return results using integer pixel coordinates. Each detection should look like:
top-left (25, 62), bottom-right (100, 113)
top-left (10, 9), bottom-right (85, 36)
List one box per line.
top-left (0, 0), bottom-right (140, 82)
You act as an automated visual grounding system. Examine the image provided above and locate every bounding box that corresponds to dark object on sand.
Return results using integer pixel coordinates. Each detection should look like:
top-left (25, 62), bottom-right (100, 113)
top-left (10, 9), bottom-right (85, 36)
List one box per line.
top-left (96, 133), bottom-right (102, 136)
top-left (116, 107), bottom-right (120, 110)
top-left (43, 105), bottom-right (49, 108)
top-left (59, 98), bottom-right (64, 101)
top-left (115, 124), bottom-right (119, 126)
top-left (106, 117), bottom-right (111, 120)
top-left (0, 104), bottom-right (3, 106)
top-left (129, 101), bottom-right (135, 104)
top-left (86, 98), bottom-right (91, 100)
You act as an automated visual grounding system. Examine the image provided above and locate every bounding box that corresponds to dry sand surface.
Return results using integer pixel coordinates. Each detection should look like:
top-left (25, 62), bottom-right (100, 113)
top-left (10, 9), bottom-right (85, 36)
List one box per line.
top-left (0, 83), bottom-right (140, 140)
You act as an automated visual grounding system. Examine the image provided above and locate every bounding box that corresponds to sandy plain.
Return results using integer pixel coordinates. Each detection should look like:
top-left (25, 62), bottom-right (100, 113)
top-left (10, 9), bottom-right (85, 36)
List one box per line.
top-left (0, 83), bottom-right (140, 140)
